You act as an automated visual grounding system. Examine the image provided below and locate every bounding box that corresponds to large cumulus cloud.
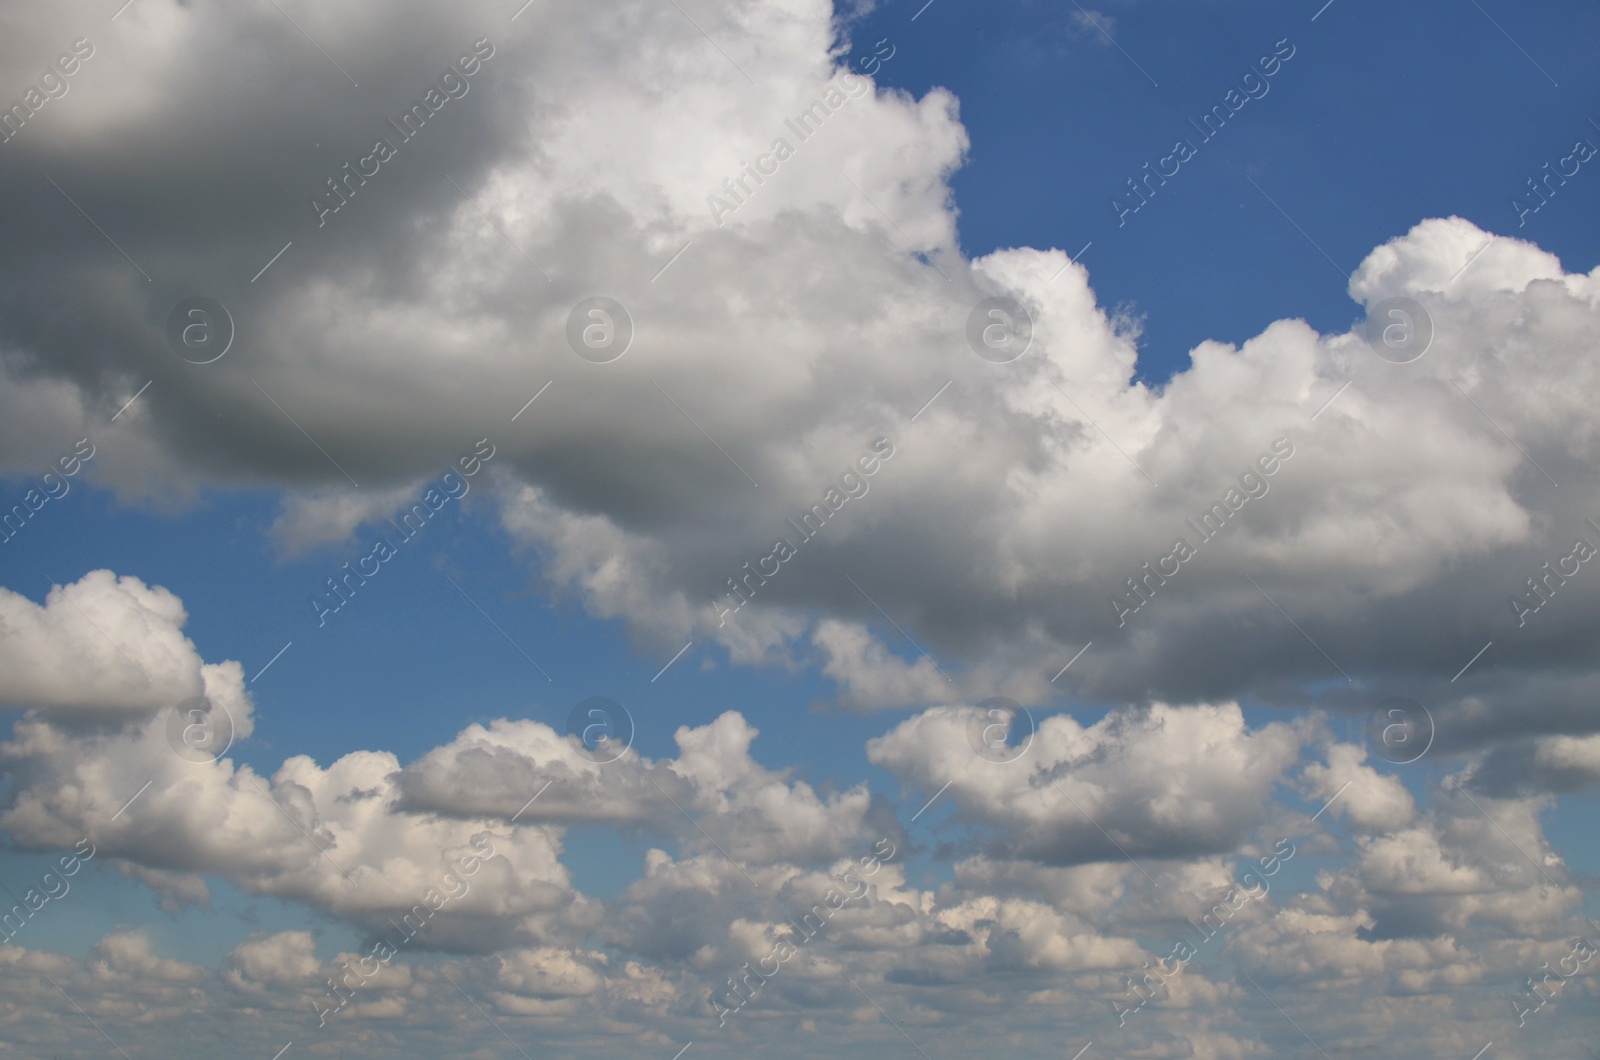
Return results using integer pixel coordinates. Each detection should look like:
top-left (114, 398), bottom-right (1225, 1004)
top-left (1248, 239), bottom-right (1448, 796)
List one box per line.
top-left (0, 0), bottom-right (1596, 733)
top-left (2, 0), bottom-right (1599, 1057)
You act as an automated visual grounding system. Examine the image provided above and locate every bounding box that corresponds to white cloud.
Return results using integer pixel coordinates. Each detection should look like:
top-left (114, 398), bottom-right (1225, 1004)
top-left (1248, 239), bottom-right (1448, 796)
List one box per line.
top-left (867, 701), bottom-right (1306, 863)
top-left (1300, 742), bottom-right (1418, 834)
top-left (0, 0), bottom-right (1597, 1055)
top-left (223, 930), bottom-right (321, 992)
top-left (0, 0), bottom-right (1594, 723)
top-left (0, 571), bottom-right (244, 719)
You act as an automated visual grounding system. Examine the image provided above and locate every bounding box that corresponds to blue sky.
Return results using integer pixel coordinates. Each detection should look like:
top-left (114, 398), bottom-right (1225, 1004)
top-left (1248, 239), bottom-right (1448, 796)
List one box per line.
top-left (1, 1), bottom-right (1599, 1057)
top-left (858, 0), bottom-right (1600, 380)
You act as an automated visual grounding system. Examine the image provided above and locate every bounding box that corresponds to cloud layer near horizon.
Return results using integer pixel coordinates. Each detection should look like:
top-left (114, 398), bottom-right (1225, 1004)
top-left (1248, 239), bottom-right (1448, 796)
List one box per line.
top-left (0, 571), bottom-right (1595, 1057)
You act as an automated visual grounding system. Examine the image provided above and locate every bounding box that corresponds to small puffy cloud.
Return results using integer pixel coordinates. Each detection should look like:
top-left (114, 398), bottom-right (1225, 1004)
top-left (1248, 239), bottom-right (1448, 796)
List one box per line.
top-left (223, 930), bottom-right (321, 991)
top-left (867, 701), bottom-right (1306, 864)
top-left (1470, 732), bottom-right (1600, 796)
top-left (268, 481), bottom-right (426, 558)
top-left (88, 928), bottom-right (207, 984)
top-left (399, 709), bottom-right (877, 867)
top-left (0, 571), bottom-right (248, 721)
top-left (1300, 742), bottom-right (1418, 833)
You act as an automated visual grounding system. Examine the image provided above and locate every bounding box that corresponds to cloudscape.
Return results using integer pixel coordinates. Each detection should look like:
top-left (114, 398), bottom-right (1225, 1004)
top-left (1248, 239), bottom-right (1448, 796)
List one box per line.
top-left (1, 0), bottom-right (1598, 1057)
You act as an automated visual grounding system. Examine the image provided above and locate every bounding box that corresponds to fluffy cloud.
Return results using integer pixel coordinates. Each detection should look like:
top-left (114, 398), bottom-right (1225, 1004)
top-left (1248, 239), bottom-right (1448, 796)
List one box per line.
top-left (0, 0), bottom-right (1597, 1056)
top-left (0, 0), bottom-right (1595, 730)
top-left (0, 582), bottom-right (580, 951)
top-left (0, 571), bottom-right (246, 720)
top-left (1470, 732), bottom-right (1600, 796)
top-left (1299, 741), bottom-right (1417, 834)
top-left (223, 930), bottom-right (322, 994)
top-left (397, 709), bottom-right (880, 867)
top-left (867, 701), bottom-right (1306, 864)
